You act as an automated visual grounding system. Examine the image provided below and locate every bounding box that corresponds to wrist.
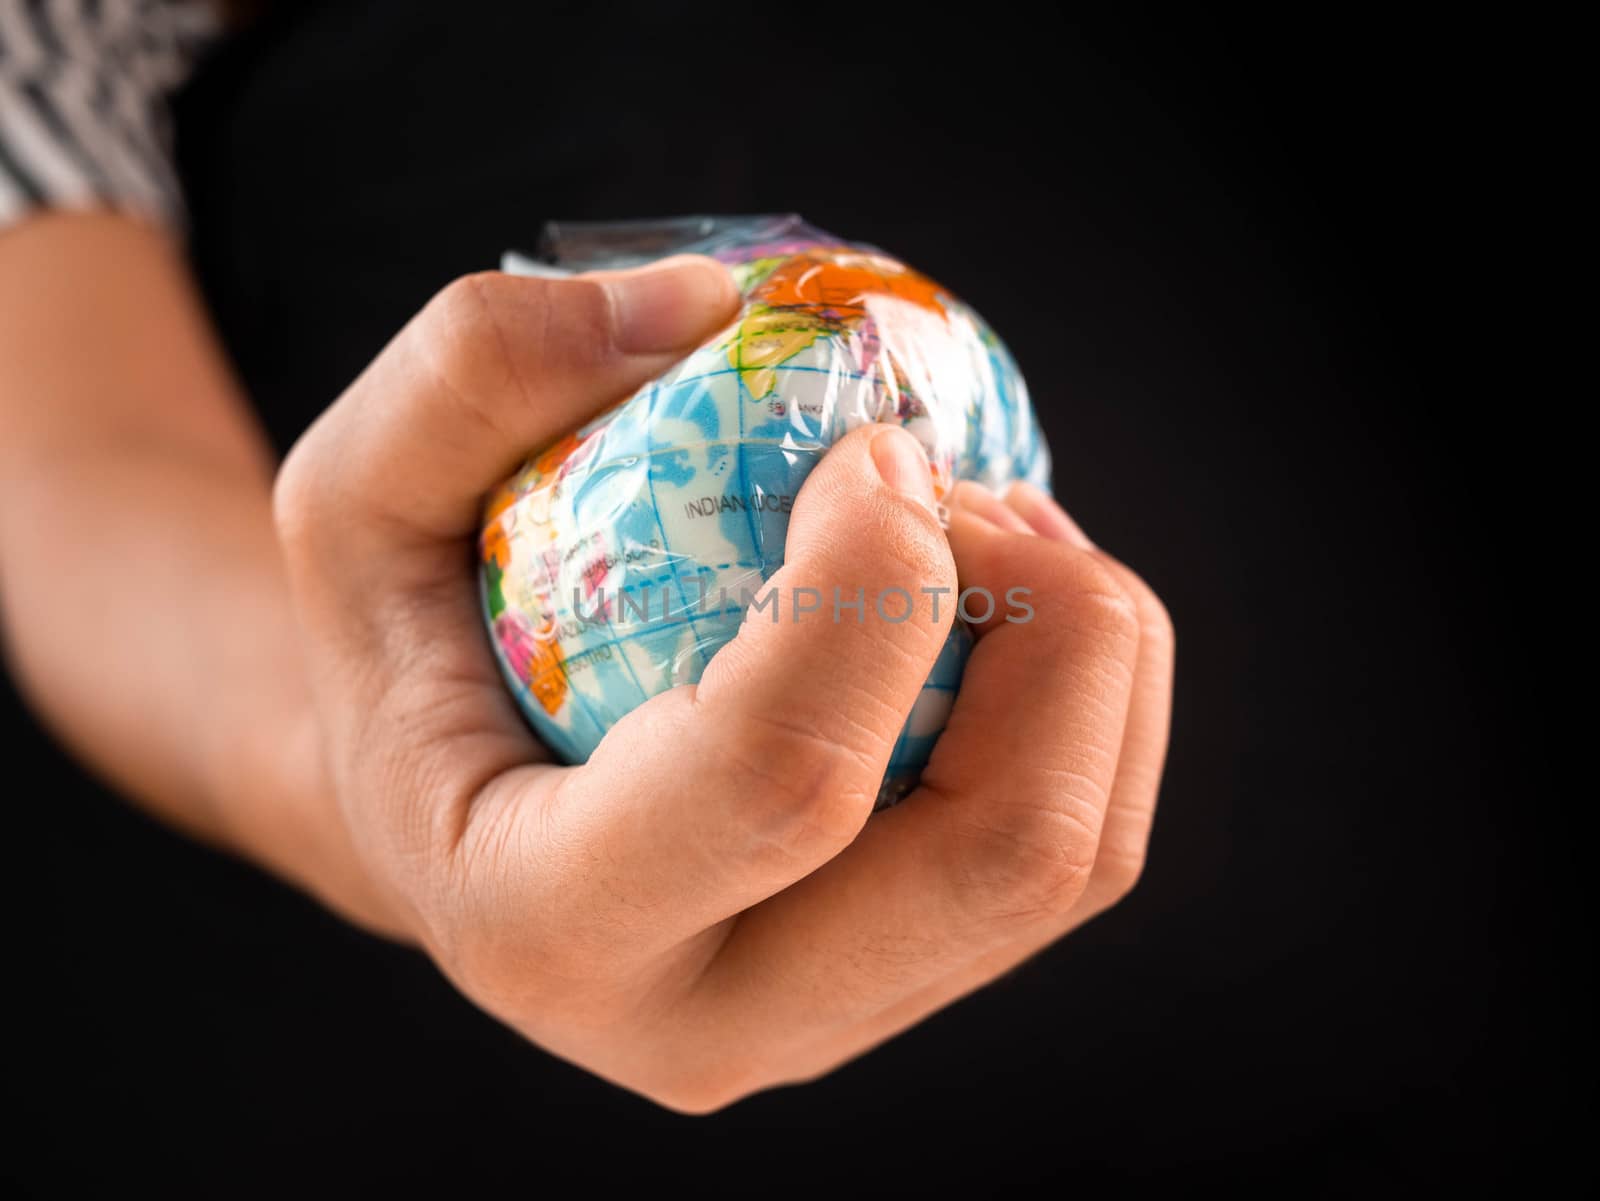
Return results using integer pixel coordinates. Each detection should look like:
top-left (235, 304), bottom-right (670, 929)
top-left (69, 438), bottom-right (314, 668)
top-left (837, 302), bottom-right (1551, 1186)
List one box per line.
top-left (211, 701), bottom-right (415, 942)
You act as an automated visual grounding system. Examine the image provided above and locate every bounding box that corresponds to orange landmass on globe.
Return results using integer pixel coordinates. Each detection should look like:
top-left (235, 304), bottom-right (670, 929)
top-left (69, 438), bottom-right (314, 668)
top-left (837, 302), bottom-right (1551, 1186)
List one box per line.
top-left (753, 250), bottom-right (946, 317)
top-left (527, 639), bottom-right (568, 716)
top-left (727, 249), bottom-right (949, 399)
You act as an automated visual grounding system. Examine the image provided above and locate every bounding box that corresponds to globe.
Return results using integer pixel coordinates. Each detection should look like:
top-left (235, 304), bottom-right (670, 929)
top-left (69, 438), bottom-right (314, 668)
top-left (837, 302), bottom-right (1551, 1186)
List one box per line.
top-left (480, 215), bottom-right (1051, 806)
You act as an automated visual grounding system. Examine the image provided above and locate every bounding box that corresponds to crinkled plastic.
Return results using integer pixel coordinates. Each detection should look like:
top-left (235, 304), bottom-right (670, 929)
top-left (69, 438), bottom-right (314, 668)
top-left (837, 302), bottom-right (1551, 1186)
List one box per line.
top-left (481, 214), bottom-right (1050, 806)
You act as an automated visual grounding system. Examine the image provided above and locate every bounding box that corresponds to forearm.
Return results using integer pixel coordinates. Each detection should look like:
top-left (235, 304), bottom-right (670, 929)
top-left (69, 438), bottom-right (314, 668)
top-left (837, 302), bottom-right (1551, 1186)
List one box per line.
top-left (0, 213), bottom-right (401, 936)
top-left (2, 440), bottom-right (337, 894)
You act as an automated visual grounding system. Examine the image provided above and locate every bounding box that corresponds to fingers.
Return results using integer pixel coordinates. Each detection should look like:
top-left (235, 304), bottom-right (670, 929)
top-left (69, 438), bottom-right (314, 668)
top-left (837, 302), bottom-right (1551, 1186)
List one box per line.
top-left (1005, 481), bottom-right (1174, 916)
top-left (673, 481), bottom-right (1151, 1079)
top-left (767, 483), bottom-right (1176, 1081)
top-left (464, 425), bottom-right (960, 982)
top-left (1000, 478), bottom-right (1093, 547)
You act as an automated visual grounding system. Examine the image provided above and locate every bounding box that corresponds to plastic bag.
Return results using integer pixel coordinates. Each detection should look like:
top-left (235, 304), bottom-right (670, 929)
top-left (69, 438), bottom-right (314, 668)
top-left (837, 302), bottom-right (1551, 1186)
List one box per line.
top-left (481, 214), bottom-right (1050, 806)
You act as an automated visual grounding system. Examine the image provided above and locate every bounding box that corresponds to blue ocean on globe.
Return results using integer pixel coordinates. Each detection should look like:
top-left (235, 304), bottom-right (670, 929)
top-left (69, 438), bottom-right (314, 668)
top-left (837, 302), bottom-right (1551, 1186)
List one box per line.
top-left (480, 215), bottom-right (1050, 806)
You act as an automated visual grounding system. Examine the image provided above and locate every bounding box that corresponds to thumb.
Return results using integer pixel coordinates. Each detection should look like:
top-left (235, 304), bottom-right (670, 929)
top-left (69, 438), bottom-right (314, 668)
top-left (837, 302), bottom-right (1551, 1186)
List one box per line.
top-left (275, 255), bottom-right (740, 562)
top-left (270, 255), bottom-right (738, 903)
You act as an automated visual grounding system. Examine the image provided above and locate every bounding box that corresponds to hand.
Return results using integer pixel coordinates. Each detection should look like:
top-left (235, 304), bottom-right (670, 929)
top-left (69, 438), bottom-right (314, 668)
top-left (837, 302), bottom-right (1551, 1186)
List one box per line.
top-left (273, 256), bottom-right (1175, 1111)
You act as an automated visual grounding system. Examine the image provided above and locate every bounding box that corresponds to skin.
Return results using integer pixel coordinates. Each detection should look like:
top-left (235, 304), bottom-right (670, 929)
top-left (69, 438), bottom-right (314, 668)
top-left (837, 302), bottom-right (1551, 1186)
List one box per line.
top-left (0, 211), bottom-right (1174, 1112)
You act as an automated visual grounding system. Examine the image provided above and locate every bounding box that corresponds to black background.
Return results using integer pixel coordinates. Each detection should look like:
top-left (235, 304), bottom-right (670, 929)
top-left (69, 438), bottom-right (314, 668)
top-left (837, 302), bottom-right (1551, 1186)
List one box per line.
top-left (3, 2), bottom-right (1556, 1193)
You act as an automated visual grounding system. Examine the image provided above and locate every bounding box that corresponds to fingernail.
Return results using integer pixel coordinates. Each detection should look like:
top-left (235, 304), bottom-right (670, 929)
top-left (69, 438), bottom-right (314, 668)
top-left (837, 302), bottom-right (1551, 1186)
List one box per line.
top-left (870, 426), bottom-right (936, 506)
top-left (951, 480), bottom-right (1035, 534)
top-left (602, 255), bottom-right (739, 355)
top-left (1006, 480), bottom-right (1094, 548)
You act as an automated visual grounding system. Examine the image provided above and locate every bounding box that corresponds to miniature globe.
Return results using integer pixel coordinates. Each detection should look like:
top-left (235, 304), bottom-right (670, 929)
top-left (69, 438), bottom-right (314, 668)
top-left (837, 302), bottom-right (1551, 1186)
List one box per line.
top-left (480, 215), bottom-right (1050, 806)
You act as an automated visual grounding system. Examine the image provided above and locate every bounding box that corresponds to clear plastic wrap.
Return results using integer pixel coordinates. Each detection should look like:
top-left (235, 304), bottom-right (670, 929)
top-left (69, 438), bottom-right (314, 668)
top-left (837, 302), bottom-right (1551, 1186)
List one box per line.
top-left (481, 214), bottom-right (1051, 806)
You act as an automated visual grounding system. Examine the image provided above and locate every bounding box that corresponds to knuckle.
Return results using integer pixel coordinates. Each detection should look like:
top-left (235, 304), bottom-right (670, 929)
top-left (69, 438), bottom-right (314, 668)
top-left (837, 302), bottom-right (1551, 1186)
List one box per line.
top-left (1106, 560), bottom-right (1176, 658)
top-left (417, 272), bottom-right (519, 402)
top-left (1091, 550), bottom-right (1176, 663)
top-left (1062, 565), bottom-right (1143, 646)
top-left (419, 272), bottom-right (619, 406)
top-left (1138, 587), bottom-right (1176, 659)
top-left (715, 712), bottom-right (878, 864)
top-left (1091, 843), bottom-right (1147, 905)
top-left (943, 791), bottom-right (1105, 922)
top-left (422, 272), bottom-right (493, 342)
top-left (540, 275), bottom-right (617, 373)
top-left (271, 439), bottom-right (327, 556)
top-left (1021, 554), bottom-right (1142, 665)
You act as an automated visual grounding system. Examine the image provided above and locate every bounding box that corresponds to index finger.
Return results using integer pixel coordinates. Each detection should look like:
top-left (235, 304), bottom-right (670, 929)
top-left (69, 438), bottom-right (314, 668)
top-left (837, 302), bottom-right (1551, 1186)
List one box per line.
top-left (669, 495), bottom-right (1145, 1073)
top-left (442, 425), bottom-right (959, 983)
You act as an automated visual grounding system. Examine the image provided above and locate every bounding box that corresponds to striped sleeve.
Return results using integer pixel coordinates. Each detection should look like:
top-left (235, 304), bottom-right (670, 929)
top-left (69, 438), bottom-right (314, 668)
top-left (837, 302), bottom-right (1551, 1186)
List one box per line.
top-left (0, 0), bottom-right (221, 232)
